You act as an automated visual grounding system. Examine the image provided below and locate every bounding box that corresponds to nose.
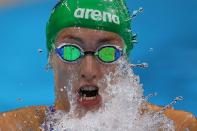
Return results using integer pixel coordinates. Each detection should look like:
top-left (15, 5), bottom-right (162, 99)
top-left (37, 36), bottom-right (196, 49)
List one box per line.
top-left (80, 55), bottom-right (100, 82)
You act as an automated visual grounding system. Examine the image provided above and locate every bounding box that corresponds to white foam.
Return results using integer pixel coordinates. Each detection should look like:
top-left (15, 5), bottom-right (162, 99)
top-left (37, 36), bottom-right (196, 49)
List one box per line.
top-left (42, 58), bottom-right (175, 131)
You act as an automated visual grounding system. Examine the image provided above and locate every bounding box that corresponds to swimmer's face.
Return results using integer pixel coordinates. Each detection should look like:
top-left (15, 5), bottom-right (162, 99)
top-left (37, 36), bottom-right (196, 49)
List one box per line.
top-left (50, 27), bottom-right (124, 111)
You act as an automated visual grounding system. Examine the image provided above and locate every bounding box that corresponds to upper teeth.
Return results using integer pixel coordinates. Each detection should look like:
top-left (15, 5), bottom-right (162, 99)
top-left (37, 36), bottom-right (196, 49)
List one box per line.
top-left (81, 86), bottom-right (97, 91)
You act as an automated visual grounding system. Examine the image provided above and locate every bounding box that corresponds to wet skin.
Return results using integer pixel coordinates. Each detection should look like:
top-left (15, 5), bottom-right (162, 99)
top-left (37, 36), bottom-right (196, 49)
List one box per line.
top-left (0, 28), bottom-right (197, 131)
top-left (51, 27), bottom-right (124, 113)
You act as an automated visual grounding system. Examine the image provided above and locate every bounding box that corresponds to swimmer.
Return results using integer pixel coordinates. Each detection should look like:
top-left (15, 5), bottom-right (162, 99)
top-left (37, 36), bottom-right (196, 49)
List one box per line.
top-left (0, 0), bottom-right (197, 130)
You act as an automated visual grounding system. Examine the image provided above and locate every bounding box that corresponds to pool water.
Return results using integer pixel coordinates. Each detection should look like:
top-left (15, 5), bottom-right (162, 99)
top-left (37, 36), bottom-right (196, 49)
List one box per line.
top-left (0, 0), bottom-right (197, 117)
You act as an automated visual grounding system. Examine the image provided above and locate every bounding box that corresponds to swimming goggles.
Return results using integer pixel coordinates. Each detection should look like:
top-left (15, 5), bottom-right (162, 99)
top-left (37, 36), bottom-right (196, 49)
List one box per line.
top-left (55, 43), bottom-right (123, 63)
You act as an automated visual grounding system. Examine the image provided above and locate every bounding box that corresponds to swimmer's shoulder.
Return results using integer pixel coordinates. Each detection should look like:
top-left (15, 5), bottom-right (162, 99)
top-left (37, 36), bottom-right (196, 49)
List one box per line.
top-left (147, 103), bottom-right (197, 131)
top-left (0, 106), bottom-right (47, 131)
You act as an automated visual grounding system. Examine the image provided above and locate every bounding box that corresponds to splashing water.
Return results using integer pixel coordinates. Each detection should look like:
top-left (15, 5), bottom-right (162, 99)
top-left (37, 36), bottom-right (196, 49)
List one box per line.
top-left (159, 96), bottom-right (184, 114)
top-left (131, 7), bottom-right (144, 19)
top-left (42, 58), bottom-right (175, 131)
top-left (130, 62), bottom-right (149, 68)
top-left (144, 92), bottom-right (158, 101)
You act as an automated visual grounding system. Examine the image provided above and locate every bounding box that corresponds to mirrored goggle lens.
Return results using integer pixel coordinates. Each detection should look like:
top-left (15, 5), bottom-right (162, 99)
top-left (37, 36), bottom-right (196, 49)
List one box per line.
top-left (57, 45), bottom-right (81, 61)
top-left (98, 46), bottom-right (122, 63)
top-left (56, 45), bottom-right (122, 63)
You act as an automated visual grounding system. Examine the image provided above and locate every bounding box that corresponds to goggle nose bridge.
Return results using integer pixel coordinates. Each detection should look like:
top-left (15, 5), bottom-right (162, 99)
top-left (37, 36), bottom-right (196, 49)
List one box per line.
top-left (83, 51), bottom-right (96, 55)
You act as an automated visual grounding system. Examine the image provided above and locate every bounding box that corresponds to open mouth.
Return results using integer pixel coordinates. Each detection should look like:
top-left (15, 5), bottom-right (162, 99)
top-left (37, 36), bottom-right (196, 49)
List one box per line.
top-left (77, 86), bottom-right (101, 108)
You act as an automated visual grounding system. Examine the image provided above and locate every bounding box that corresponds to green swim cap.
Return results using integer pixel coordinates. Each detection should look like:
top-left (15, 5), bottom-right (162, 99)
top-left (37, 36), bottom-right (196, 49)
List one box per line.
top-left (46, 0), bottom-right (133, 56)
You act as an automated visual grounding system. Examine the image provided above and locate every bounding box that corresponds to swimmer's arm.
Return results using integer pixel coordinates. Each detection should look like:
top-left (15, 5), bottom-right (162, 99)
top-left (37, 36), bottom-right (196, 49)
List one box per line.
top-left (164, 108), bottom-right (197, 131)
top-left (147, 104), bottom-right (197, 131)
top-left (0, 106), bottom-right (46, 131)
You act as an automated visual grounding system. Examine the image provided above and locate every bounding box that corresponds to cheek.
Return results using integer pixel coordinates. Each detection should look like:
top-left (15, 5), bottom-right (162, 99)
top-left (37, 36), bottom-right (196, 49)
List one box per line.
top-left (101, 64), bottom-right (117, 74)
top-left (54, 59), bottom-right (80, 86)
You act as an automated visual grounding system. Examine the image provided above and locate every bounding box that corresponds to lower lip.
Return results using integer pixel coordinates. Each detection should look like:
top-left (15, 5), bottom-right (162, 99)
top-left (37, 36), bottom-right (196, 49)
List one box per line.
top-left (77, 95), bottom-right (102, 108)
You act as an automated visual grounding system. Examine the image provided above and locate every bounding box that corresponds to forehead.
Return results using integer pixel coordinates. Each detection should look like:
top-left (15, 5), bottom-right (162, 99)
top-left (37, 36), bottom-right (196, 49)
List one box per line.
top-left (55, 27), bottom-right (124, 49)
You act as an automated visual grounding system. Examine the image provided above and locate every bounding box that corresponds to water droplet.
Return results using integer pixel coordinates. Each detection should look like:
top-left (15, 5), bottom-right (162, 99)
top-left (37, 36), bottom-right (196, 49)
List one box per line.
top-left (175, 96), bottom-right (184, 101)
top-left (16, 98), bottom-right (23, 102)
top-left (159, 96), bottom-right (184, 114)
top-left (45, 63), bottom-right (52, 71)
top-left (132, 33), bottom-right (138, 44)
top-left (38, 48), bottom-right (43, 53)
top-left (149, 48), bottom-right (154, 52)
top-left (17, 98), bottom-right (23, 102)
top-left (126, 29), bottom-right (132, 33)
top-left (60, 88), bottom-right (64, 92)
top-left (132, 33), bottom-right (137, 38)
top-left (141, 63), bottom-right (149, 68)
top-left (62, 1), bottom-right (71, 12)
top-left (131, 7), bottom-right (144, 19)
top-left (42, 59), bottom-right (175, 131)
top-left (144, 92), bottom-right (158, 101)
top-left (139, 7), bottom-right (144, 12)
top-left (130, 62), bottom-right (149, 68)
